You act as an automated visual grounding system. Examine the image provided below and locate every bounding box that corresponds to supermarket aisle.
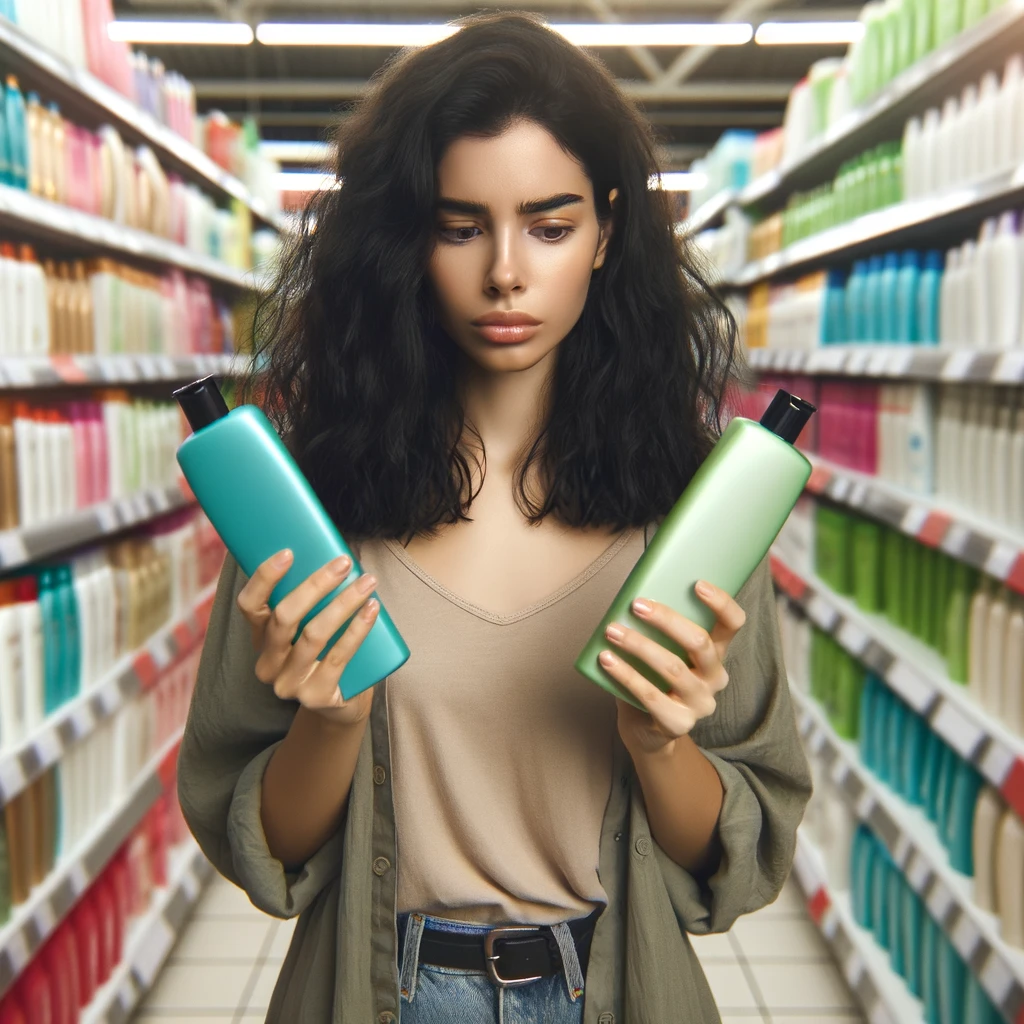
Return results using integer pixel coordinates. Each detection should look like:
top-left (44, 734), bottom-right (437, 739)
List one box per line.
top-left (131, 869), bottom-right (864, 1023)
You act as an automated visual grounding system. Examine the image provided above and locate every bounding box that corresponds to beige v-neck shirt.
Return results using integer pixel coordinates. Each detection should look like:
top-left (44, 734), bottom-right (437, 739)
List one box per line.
top-left (357, 527), bottom-right (645, 926)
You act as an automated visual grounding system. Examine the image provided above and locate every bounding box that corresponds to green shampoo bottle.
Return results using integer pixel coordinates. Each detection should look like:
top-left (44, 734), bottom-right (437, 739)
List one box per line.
top-left (575, 390), bottom-right (815, 709)
top-left (173, 376), bottom-right (410, 700)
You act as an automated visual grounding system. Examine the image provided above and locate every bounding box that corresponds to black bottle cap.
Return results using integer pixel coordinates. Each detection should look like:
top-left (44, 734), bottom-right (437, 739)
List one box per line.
top-left (173, 376), bottom-right (230, 433)
top-left (758, 389), bottom-right (816, 445)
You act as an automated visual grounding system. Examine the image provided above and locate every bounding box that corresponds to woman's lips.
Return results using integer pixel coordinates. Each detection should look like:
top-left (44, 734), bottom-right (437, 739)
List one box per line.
top-left (474, 323), bottom-right (541, 344)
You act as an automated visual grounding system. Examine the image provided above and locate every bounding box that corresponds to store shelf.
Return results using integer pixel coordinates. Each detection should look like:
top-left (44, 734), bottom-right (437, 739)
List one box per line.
top-left (791, 689), bottom-right (1024, 1024)
top-left (771, 554), bottom-right (1024, 824)
top-left (81, 840), bottom-right (213, 1024)
top-left (0, 184), bottom-right (256, 290)
top-left (0, 18), bottom-right (280, 232)
top-left (802, 456), bottom-right (1024, 596)
top-left (738, 0), bottom-right (1024, 212)
top-left (791, 830), bottom-right (925, 1024)
top-left (0, 481), bottom-right (197, 572)
top-left (745, 345), bottom-right (1024, 385)
top-left (0, 581), bottom-right (216, 808)
top-left (683, 189), bottom-right (736, 235)
top-left (0, 729), bottom-right (185, 999)
top-left (726, 162), bottom-right (1024, 288)
top-left (0, 351), bottom-right (250, 390)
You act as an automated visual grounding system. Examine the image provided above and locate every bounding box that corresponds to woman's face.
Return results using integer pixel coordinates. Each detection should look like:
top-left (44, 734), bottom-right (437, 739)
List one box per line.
top-left (427, 118), bottom-right (611, 375)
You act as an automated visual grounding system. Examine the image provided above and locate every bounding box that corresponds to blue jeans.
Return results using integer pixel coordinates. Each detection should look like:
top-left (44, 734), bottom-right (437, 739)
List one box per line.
top-left (397, 913), bottom-right (588, 1024)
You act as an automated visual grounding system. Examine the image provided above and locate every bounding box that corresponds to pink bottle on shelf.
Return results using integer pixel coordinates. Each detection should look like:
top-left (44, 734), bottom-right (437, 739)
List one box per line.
top-left (70, 897), bottom-right (101, 1007)
top-left (18, 964), bottom-right (53, 1024)
top-left (67, 403), bottom-right (90, 508)
top-left (54, 924), bottom-right (83, 1016)
top-left (0, 994), bottom-right (27, 1024)
top-left (41, 935), bottom-right (73, 1024)
top-left (94, 877), bottom-right (118, 985)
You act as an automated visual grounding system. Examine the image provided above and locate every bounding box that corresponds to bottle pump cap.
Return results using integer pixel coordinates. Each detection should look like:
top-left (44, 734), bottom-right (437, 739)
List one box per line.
top-left (173, 376), bottom-right (230, 432)
top-left (759, 389), bottom-right (816, 445)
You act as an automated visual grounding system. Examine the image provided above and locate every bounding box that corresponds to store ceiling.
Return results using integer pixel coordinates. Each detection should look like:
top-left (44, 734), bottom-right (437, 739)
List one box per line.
top-left (112, 0), bottom-right (861, 168)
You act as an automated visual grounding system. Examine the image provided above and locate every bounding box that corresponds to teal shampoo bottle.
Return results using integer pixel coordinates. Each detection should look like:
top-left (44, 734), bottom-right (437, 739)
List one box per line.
top-left (574, 390), bottom-right (815, 709)
top-left (173, 377), bottom-right (410, 700)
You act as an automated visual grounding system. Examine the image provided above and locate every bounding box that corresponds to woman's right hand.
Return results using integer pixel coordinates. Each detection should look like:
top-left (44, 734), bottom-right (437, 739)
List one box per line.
top-left (236, 550), bottom-right (378, 726)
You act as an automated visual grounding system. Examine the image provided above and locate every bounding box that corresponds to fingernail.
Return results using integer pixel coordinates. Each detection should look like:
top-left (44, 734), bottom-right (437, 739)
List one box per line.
top-left (330, 556), bottom-right (351, 575)
top-left (359, 574), bottom-right (377, 592)
top-left (362, 598), bottom-right (379, 619)
top-left (633, 598), bottom-right (652, 616)
top-left (273, 550), bottom-right (293, 567)
top-left (605, 623), bottom-right (625, 642)
top-left (695, 581), bottom-right (714, 598)
top-left (599, 650), bottom-right (617, 667)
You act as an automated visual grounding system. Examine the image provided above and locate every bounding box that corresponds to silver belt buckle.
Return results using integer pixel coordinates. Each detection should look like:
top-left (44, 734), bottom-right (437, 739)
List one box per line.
top-left (483, 925), bottom-right (545, 987)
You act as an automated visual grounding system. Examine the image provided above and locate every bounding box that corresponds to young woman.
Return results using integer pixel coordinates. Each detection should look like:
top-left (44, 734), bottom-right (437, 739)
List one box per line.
top-left (178, 12), bottom-right (811, 1023)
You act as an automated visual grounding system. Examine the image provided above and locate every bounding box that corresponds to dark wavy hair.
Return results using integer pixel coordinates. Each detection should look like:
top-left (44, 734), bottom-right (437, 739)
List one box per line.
top-left (247, 10), bottom-right (740, 544)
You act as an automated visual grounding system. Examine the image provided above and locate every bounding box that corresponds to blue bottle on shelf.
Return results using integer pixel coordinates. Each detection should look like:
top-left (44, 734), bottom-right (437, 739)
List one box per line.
top-left (3, 75), bottom-right (26, 191)
top-left (879, 251), bottom-right (901, 343)
top-left (173, 376), bottom-right (411, 700)
top-left (917, 250), bottom-right (943, 346)
top-left (895, 251), bottom-right (921, 343)
top-left (845, 260), bottom-right (868, 343)
top-left (863, 255), bottom-right (885, 343)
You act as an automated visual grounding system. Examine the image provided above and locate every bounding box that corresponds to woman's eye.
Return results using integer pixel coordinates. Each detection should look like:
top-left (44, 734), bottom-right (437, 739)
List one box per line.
top-left (531, 225), bottom-right (572, 242)
top-left (439, 226), bottom-right (480, 243)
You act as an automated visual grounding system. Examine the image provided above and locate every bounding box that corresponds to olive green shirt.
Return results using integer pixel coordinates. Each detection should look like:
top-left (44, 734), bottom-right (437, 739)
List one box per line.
top-left (177, 537), bottom-right (811, 1023)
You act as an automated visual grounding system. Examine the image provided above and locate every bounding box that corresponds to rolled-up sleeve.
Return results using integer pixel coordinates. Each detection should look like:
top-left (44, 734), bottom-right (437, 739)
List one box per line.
top-left (177, 553), bottom-right (349, 919)
top-left (646, 554), bottom-right (811, 934)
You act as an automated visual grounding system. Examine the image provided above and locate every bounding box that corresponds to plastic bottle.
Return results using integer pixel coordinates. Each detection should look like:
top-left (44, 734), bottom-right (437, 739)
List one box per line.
top-left (902, 116), bottom-right (922, 200)
top-left (992, 404), bottom-right (1013, 523)
top-left (934, 0), bottom-right (963, 46)
top-left (998, 56), bottom-right (1024, 171)
top-left (1004, 605), bottom-right (1024, 736)
top-left (996, 810), bottom-right (1024, 947)
top-left (575, 389), bottom-right (815, 706)
top-left (975, 71), bottom-right (1001, 181)
top-left (918, 107), bottom-right (941, 198)
top-left (987, 212), bottom-right (1021, 349)
top-left (174, 376), bottom-right (411, 699)
top-left (24, 92), bottom-right (42, 197)
top-left (934, 95), bottom-right (959, 193)
top-left (955, 83), bottom-right (979, 187)
top-left (4, 76), bottom-right (26, 190)
top-left (880, 252), bottom-right (901, 342)
top-left (917, 249), bottom-right (942, 345)
top-left (895, 250), bottom-right (920, 343)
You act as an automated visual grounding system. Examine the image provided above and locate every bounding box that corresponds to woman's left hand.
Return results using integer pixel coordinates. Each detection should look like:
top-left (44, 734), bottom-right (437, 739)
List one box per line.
top-left (602, 580), bottom-right (747, 756)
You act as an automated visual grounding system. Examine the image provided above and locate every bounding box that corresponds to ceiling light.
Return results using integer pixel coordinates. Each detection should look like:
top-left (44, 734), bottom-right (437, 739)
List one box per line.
top-left (108, 20), bottom-right (254, 45)
top-left (257, 23), bottom-right (458, 46)
top-left (277, 171), bottom-right (341, 192)
top-left (649, 171), bottom-right (708, 192)
top-left (260, 141), bottom-right (335, 163)
top-left (754, 21), bottom-right (865, 45)
top-left (255, 22), bottom-right (752, 48)
top-left (552, 23), bottom-right (753, 47)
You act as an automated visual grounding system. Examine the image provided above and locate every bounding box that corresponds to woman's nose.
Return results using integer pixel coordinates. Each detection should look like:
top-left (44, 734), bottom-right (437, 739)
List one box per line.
top-left (484, 229), bottom-right (525, 295)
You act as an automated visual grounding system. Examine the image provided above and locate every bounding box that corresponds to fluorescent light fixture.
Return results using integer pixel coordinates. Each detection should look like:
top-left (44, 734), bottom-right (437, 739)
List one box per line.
top-left (255, 21), bottom-right (752, 48)
top-left (754, 21), bottom-right (865, 45)
top-left (260, 141), bottom-right (335, 163)
top-left (551, 23), bottom-right (752, 47)
top-left (649, 171), bottom-right (708, 192)
top-left (257, 23), bottom-right (458, 46)
top-left (277, 171), bottom-right (341, 192)
top-left (108, 20), bottom-right (254, 45)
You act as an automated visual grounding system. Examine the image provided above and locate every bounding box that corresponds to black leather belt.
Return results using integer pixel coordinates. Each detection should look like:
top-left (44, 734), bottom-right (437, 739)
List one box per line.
top-left (415, 910), bottom-right (600, 987)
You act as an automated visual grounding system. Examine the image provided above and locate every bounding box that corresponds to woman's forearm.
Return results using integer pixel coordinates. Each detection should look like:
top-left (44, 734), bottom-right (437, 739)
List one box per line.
top-left (261, 706), bottom-right (369, 869)
top-left (630, 735), bottom-right (724, 875)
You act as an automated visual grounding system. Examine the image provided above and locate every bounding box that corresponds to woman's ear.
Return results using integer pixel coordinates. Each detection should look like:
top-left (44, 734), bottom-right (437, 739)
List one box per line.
top-left (593, 187), bottom-right (618, 270)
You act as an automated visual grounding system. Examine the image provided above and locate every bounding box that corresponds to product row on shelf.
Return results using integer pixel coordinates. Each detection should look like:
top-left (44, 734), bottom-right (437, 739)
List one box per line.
top-left (0, 248), bottom-right (238, 360)
top-left (734, 205), bottom-right (1024, 351)
top-left (688, 0), bottom-right (1024, 222)
top-left (0, 0), bottom-right (280, 225)
top-left (1, 396), bottom-right (188, 530)
top-left (0, 352), bottom-right (246, 390)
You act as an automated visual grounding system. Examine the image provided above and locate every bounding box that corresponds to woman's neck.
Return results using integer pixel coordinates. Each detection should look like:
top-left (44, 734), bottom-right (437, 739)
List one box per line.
top-left (456, 349), bottom-right (556, 475)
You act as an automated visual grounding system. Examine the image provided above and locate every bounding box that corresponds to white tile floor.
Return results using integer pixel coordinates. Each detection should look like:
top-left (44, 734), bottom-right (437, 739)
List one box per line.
top-left (132, 871), bottom-right (865, 1023)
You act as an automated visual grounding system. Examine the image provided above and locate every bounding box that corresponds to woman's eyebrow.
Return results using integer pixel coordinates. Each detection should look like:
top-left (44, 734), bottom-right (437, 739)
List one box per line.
top-left (436, 193), bottom-right (585, 216)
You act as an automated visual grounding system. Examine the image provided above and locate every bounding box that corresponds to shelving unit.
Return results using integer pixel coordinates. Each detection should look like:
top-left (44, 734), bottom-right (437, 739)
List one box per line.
top-left (724, 161), bottom-right (1024, 288)
top-left (771, 553), bottom-right (1024, 822)
top-left (746, 345), bottom-right (1024, 384)
top-left (0, 17), bottom-right (280, 232)
top-left (80, 840), bottom-right (213, 1024)
top-left (789, 689), bottom-right (1024, 1024)
top-left (790, 830), bottom-right (925, 1024)
top-left (0, 729), bottom-right (185, 999)
top-left (0, 582), bottom-right (215, 807)
top-left (684, 189), bottom-right (736, 235)
top-left (0, 482), bottom-right (198, 571)
top-left (0, 184), bottom-right (257, 290)
top-left (737, 0), bottom-right (1024, 212)
top-left (802, 456), bottom-right (1024, 597)
top-left (0, 351), bottom-right (250, 390)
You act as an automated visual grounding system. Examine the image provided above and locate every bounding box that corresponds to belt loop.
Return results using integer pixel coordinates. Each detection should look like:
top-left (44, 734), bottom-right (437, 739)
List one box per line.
top-left (550, 922), bottom-right (585, 1002)
top-left (399, 913), bottom-right (426, 1002)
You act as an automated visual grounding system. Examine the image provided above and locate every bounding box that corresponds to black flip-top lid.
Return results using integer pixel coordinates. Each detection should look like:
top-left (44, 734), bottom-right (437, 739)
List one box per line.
top-left (759, 389), bottom-right (816, 444)
top-left (172, 376), bottom-right (230, 432)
